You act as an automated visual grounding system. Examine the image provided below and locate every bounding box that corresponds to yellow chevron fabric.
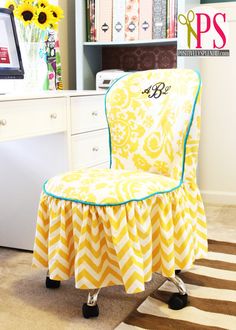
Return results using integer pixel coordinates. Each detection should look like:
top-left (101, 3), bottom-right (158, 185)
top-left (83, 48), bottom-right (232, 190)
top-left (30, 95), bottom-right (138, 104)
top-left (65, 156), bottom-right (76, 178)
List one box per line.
top-left (32, 69), bottom-right (208, 294)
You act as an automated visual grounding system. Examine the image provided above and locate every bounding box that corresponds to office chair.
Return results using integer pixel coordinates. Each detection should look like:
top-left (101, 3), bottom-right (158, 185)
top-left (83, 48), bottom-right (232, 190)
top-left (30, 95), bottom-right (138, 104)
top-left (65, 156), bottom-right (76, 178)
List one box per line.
top-left (32, 69), bottom-right (207, 318)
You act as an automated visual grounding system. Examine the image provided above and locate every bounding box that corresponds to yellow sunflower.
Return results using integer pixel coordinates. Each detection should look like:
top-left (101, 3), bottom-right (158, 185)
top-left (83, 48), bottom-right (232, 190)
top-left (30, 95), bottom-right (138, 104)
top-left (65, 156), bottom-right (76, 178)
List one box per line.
top-left (5, 0), bottom-right (17, 12)
top-left (57, 81), bottom-right (63, 90)
top-left (22, 0), bottom-right (35, 3)
top-left (15, 3), bottom-right (36, 26)
top-left (48, 4), bottom-right (64, 22)
top-left (49, 21), bottom-right (59, 31)
top-left (37, 0), bottom-right (49, 8)
top-left (34, 7), bottom-right (54, 29)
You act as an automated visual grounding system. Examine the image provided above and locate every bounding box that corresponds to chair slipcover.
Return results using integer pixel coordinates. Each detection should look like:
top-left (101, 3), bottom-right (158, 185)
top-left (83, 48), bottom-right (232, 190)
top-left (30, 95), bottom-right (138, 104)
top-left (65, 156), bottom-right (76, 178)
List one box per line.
top-left (32, 69), bottom-right (207, 294)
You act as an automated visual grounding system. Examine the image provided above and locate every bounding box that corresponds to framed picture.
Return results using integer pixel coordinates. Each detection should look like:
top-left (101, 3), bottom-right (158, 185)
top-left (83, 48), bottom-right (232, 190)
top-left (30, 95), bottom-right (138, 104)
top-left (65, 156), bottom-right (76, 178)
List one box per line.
top-left (0, 8), bottom-right (24, 78)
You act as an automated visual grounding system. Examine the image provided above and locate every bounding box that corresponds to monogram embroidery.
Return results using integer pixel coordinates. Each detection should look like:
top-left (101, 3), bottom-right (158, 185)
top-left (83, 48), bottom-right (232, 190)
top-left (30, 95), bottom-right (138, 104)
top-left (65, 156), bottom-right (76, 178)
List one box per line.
top-left (142, 82), bottom-right (171, 99)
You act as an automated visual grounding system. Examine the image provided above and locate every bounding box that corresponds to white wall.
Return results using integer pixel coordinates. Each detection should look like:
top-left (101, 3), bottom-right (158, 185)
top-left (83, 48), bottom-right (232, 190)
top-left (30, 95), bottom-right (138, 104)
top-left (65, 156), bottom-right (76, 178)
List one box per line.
top-left (199, 2), bottom-right (236, 205)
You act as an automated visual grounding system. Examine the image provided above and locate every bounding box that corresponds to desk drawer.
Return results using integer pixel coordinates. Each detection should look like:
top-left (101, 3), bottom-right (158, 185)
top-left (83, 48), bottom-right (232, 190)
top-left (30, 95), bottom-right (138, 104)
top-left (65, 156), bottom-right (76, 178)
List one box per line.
top-left (0, 98), bottom-right (67, 142)
top-left (71, 129), bottom-right (109, 169)
top-left (71, 95), bottom-right (107, 134)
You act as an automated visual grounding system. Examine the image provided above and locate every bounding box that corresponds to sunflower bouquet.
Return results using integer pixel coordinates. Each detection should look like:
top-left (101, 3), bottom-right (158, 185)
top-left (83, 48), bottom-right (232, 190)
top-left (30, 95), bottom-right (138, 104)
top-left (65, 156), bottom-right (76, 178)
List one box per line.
top-left (5, 0), bottom-right (64, 41)
top-left (5, 0), bottom-right (64, 91)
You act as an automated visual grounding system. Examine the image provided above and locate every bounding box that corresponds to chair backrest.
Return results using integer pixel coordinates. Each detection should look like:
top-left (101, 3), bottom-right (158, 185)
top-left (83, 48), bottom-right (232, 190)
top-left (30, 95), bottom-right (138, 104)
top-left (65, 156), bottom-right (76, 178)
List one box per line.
top-left (105, 69), bottom-right (202, 184)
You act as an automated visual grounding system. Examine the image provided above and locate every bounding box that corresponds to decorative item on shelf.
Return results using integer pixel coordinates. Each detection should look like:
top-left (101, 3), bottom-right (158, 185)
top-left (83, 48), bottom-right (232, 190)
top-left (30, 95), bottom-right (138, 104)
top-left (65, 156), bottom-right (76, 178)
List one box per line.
top-left (5, 0), bottom-right (64, 91)
top-left (45, 29), bottom-right (63, 90)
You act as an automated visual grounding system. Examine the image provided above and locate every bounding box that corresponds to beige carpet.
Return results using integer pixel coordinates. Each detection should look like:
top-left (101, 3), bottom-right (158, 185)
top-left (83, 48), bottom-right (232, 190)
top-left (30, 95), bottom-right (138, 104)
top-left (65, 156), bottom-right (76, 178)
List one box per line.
top-left (0, 250), bottom-right (165, 330)
top-left (0, 204), bottom-right (235, 330)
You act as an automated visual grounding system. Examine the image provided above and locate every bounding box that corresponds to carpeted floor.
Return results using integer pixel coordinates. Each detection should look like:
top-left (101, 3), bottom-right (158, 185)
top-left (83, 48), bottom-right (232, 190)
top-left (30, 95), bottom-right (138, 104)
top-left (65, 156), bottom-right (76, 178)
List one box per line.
top-left (0, 204), bottom-right (235, 330)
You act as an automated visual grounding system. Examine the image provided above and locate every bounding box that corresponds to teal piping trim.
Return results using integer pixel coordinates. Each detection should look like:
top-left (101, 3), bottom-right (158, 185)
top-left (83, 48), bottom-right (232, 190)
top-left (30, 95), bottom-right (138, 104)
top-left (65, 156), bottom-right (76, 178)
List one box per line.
top-left (43, 70), bottom-right (201, 207)
top-left (43, 179), bottom-right (181, 207)
top-left (104, 73), bottom-right (131, 169)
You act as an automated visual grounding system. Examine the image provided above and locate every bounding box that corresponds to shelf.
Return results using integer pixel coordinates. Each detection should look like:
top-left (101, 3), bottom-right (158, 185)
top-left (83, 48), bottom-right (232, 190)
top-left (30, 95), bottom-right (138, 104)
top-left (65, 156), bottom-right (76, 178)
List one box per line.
top-left (76, 0), bottom-right (198, 89)
top-left (83, 38), bottom-right (177, 47)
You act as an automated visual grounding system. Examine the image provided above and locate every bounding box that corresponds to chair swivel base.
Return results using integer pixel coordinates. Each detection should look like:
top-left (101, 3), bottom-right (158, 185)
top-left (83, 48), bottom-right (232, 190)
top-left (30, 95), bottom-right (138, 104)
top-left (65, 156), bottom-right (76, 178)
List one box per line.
top-left (168, 293), bottom-right (188, 310)
top-left (45, 276), bottom-right (61, 289)
top-left (165, 273), bottom-right (188, 310)
top-left (82, 304), bottom-right (99, 318)
top-left (82, 289), bottom-right (100, 318)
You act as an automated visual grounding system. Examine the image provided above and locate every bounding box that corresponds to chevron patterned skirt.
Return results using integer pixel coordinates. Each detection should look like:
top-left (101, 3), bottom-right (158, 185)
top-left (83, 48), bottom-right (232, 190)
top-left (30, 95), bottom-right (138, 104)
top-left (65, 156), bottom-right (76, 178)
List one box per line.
top-left (32, 182), bottom-right (207, 294)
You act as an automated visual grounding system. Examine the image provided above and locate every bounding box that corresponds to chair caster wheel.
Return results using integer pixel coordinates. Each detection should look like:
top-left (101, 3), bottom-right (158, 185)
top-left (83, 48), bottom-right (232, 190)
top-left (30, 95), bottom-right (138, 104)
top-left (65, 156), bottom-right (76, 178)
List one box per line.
top-left (45, 276), bottom-right (61, 289)
top-left (82, 303), bottom-right (99, 319)
top-left (168, 293), bottom-right (188, 310)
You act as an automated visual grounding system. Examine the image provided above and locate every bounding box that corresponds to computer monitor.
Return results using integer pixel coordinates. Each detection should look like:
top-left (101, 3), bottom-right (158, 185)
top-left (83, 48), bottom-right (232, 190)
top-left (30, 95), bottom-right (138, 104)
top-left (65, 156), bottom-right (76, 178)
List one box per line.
top-left (0, 8), bottom-right (24, 80)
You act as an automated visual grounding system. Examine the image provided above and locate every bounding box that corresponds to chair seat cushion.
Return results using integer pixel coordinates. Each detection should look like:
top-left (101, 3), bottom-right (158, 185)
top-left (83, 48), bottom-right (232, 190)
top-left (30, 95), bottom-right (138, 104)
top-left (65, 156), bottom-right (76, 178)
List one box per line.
top-left (44, 168), bottom-right (180, 206)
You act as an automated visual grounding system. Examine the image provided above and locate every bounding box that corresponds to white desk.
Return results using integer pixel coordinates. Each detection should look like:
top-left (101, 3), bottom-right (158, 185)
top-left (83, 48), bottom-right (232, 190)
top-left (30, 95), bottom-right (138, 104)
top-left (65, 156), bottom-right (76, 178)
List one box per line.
top-left (0, 91), bottom-right (109, 250)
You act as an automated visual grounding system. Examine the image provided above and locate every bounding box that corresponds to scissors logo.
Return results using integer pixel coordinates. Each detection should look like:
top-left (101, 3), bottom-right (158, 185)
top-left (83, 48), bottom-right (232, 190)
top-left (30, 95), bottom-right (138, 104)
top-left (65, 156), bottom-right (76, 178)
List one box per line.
top-left (178, 10), bottom-right (197, 49)
top-left (178, 7), bottom-right (229, 56)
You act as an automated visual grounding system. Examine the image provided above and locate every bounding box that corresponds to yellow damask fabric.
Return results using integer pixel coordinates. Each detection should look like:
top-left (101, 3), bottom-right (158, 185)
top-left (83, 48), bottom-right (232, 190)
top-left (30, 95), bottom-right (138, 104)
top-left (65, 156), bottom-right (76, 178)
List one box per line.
top-left (106, 69), bottom-right (201, 184)
top-left (44, 169), bottom-right (179, 205)
top-left (32, 69), bottom-right (208, 294)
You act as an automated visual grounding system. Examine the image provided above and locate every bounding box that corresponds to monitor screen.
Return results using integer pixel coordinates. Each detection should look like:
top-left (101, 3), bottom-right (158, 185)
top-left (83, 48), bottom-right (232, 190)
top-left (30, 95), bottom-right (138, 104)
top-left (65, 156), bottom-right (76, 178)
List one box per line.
top-left (0, 8), bottom-right (24, 79)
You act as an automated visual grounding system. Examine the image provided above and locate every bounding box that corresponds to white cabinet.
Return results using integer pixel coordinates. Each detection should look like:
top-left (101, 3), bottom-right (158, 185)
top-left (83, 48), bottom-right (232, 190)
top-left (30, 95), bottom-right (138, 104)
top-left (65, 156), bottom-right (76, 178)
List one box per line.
top-left (0, 91), bottom-right (109, 250)
top-left (70, 94), bottom-right (109, 170)
top-left (75, 0), bottom-right (200, 90)
top-left (0, 98), bottom-right (67, 142)
top-left (71, 95), bottom-right (107, 134)
top-left (71, 130), bottom-right (109, 169)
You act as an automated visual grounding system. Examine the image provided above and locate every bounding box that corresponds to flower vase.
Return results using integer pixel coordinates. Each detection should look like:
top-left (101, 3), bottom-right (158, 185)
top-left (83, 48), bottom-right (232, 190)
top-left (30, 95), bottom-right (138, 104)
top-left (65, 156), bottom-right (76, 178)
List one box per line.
top-left (20, 41), bottom-right (48, 91)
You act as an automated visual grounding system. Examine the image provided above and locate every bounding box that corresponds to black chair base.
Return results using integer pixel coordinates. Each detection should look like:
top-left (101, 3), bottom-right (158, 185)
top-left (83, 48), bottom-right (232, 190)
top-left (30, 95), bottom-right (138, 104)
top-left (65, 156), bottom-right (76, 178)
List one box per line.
top-left (82, 303), bottom-right (99, 318)
top-left (45, 276), bottom-right (61, 289)
top-left (168, 293), bottom-right (188, 310)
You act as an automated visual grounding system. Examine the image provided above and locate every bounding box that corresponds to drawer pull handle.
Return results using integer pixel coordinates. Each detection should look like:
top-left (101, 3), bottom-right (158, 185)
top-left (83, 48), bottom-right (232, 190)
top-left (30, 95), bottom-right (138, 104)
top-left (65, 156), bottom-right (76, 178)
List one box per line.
top-left (50, 113), bottom-right (57, 119)
top-left (92, 147), bottom-right (99, 152)
top-left (92, 111), bottom-right (98, 117)
top-left (0, 119), bottom-right (7, 126)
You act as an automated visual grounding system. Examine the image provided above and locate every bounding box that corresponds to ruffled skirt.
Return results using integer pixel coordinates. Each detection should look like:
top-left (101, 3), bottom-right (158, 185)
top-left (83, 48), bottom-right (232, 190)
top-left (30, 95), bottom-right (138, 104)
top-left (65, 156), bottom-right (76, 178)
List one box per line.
top-left (32, 182), bottom-right (207, 294)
